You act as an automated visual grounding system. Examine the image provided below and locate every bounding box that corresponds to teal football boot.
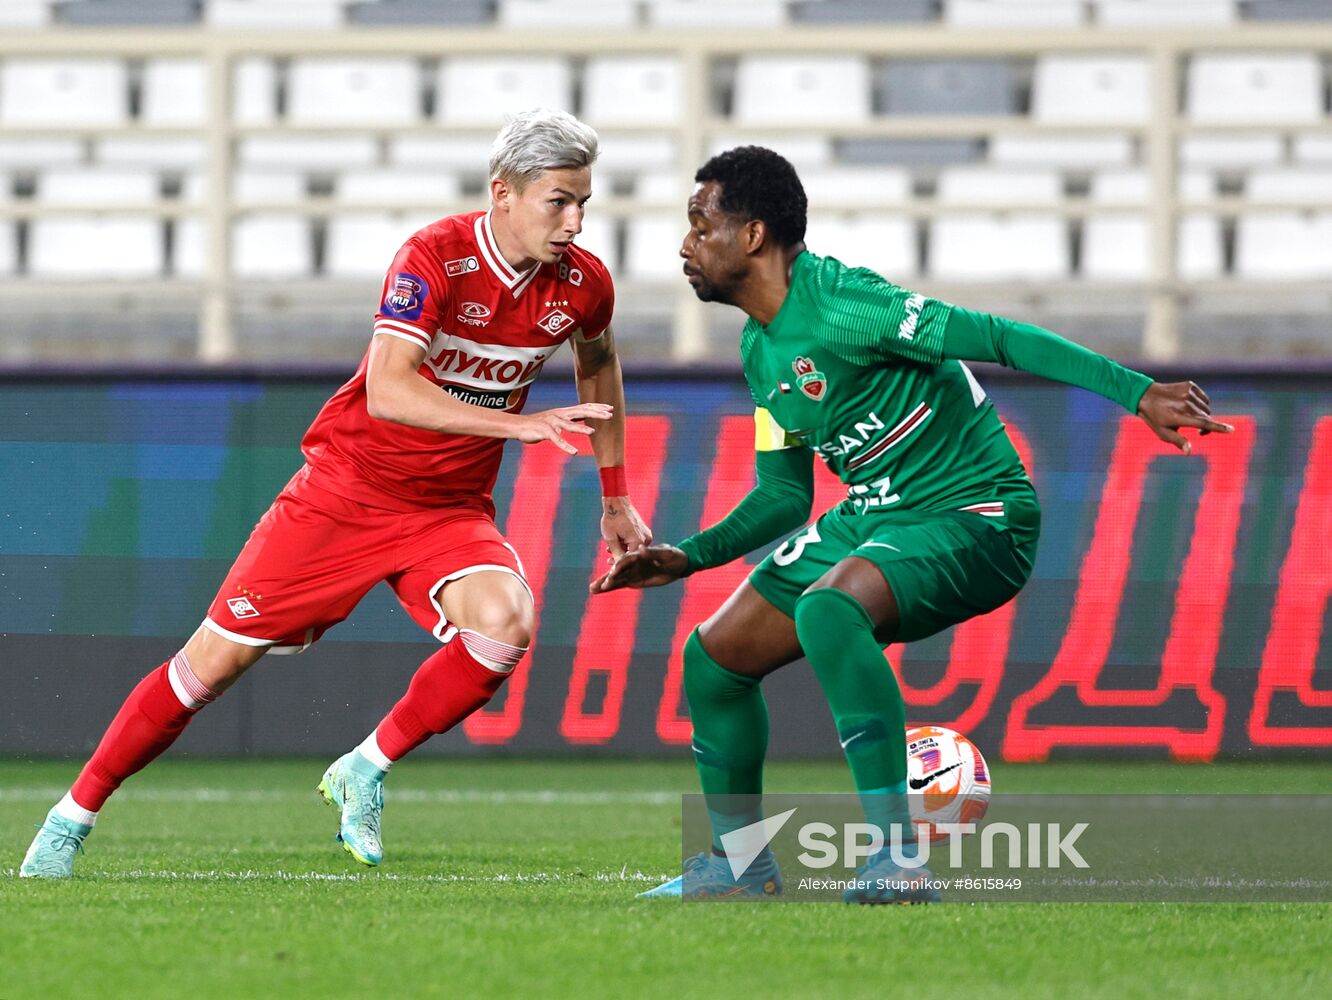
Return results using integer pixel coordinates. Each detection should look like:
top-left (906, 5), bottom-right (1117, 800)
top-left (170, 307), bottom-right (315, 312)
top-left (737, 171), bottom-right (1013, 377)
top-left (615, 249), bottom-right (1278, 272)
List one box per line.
top-left (638, 849), bottom-right (783, 899)
top-left (842, 849), bottom-right (941, 905)
top-left (318, 751), bottom-right (385, 867)
top-left (20, 809), bottom-right (92, 879)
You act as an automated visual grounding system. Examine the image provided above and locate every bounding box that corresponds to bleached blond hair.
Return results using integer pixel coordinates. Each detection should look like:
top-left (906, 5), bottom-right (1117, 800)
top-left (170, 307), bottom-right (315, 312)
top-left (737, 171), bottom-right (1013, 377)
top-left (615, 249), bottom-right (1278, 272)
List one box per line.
top-left (489, 108), bottom-right (599, 189)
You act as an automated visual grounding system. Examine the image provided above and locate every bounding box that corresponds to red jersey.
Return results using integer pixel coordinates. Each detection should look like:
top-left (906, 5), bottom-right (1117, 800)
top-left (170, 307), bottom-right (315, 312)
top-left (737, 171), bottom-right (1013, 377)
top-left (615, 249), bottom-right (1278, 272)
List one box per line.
top-left (300, 210), bottom-right (614, 512)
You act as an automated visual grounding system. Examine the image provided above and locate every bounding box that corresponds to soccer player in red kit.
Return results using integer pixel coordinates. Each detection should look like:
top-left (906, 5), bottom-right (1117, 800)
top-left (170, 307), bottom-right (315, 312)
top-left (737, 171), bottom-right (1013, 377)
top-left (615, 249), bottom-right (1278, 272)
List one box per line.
top-left (21, 109), bottom-right (651, 877)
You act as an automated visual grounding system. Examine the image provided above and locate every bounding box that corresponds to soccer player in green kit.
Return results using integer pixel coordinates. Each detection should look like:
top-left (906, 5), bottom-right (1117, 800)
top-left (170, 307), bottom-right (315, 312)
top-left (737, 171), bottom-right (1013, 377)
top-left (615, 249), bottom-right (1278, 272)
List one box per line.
top-left (592, 146), bottom-right (1232, 903)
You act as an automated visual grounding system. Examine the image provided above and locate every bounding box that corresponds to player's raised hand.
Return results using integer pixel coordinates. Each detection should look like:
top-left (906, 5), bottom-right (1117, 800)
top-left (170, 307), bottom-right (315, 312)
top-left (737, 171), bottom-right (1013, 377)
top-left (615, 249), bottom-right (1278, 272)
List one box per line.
top-left (1136, 381), bottom-right (1233, 454)
top-left (589, 544), bottom-right (688, 594)
top-left (513, 404), bottom-right (613, 455)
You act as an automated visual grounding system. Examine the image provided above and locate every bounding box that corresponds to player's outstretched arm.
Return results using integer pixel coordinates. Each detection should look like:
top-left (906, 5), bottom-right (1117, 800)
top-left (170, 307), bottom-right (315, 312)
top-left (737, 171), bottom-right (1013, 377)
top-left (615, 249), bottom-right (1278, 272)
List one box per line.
top-left (1135, 380), bottom-right (1233, 453)
top-left (366, 332), bottom-right (610, 453)
top-left (573, 326), bottom-right (653, 557)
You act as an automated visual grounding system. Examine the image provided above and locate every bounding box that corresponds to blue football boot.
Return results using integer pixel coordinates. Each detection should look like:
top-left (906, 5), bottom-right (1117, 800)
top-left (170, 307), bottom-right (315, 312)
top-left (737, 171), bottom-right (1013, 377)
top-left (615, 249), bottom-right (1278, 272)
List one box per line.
top-left (638, 849), bottom-right (783, 899)
top-left (842, 848), bottom-right (941, 905)
top-left (318, 751), bottom-right (385, 867)
top-left (20, 809), bottom-right (92, 879)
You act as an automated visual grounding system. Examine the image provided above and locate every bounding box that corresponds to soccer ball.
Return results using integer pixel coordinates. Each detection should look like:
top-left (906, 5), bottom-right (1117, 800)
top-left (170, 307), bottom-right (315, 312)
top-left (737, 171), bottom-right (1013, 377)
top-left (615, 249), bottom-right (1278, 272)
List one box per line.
top-left (905, 725), bottom-right (992, 842)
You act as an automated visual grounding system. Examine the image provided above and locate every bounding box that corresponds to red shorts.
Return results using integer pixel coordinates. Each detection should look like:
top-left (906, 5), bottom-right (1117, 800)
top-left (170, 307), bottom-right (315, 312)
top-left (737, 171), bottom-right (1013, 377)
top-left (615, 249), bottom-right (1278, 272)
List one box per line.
top-left (203, 471), bottom-right (529, 654)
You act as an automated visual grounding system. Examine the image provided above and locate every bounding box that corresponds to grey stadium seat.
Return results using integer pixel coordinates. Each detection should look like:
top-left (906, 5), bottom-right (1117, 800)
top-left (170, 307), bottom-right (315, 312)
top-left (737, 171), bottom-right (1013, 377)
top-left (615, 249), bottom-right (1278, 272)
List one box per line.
top-left (1245, 0), bottom-right (1332, 20)
top-left (790, 0), bottom-right (934, 22)
top-left (348, 0), bottom-right (494, 25)
top-left (59, 1), bottom-right (199, 25)
top-left (880, 60), bottom-right (1019, 116)
top-left (836, 138), bottom-right (985, 166)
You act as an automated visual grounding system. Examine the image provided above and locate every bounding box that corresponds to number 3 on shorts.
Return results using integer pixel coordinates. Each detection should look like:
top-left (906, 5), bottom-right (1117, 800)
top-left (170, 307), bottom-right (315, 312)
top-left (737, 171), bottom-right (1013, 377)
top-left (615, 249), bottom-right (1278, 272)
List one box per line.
top-left (773, 522), bottom-right (821, 567)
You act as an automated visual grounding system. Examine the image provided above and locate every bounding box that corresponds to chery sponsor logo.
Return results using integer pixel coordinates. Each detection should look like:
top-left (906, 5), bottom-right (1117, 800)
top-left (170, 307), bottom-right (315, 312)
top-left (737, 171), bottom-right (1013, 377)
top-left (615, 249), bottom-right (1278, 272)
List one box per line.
top-left (536, 309), bottom-right (575, 336)
top-left (457, 302), bottom-right (492, 327)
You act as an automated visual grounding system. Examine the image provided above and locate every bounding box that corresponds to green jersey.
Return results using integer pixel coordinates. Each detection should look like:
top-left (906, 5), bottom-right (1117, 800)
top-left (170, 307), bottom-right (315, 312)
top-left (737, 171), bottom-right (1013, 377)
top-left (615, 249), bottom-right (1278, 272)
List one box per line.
top-left (743, 251), bottom-right (1031, 523)
top-left (678, 250), bottom-right (1151, 573)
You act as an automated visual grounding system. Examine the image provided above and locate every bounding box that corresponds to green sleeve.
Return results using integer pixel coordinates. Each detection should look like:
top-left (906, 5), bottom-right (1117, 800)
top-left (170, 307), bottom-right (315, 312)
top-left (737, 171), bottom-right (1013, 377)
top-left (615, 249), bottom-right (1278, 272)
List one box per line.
top-left (942, 305), bottom-right (1153, 414)
top-left (676, 447), bottom-right (815, 575)
top-left (806, 257), bottom-right (950, 368)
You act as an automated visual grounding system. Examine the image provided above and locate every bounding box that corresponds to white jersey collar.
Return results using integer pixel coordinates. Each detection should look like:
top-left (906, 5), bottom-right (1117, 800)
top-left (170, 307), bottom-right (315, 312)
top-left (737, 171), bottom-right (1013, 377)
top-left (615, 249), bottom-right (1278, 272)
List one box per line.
top-left (475, 210), bottom-right (540, 298)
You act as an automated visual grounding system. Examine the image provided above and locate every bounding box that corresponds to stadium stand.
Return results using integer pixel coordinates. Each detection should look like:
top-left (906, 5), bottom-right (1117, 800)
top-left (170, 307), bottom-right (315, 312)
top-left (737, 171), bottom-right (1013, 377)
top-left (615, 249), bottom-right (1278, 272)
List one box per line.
top-left (0, 3), bottom-right (1329, 362)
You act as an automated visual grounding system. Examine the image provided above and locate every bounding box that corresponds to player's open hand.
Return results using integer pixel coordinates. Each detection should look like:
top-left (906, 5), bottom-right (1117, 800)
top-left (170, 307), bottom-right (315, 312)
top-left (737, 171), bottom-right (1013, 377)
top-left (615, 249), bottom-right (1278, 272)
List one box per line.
top-left (601, 497), bottom-right (653, 561)
top-left (514, 404), bottom-right (613, 455)
top-left (589, 544), bottom-right (688, 594)
top-left (1137, 381), bottom-right (1233, 454)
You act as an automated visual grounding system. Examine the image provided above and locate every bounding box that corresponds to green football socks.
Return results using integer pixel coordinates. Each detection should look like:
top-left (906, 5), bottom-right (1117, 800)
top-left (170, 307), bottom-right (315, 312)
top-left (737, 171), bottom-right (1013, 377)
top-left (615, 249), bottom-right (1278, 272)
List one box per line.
top-left (682, 628), bottom-right (767, 851)
top-left (794, 586), bottom-right (917, 856)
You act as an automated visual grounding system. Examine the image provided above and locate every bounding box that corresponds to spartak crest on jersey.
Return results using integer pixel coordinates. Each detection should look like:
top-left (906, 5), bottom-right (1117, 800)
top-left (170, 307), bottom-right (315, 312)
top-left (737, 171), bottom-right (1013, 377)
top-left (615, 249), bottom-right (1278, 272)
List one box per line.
top-left (792, 356), bottom-right (827, 401)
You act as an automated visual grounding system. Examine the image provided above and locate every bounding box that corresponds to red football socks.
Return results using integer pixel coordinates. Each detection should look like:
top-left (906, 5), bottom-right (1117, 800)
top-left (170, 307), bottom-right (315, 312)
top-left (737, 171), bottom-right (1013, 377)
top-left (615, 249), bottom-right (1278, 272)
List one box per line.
top-left (375, 631), bottom-right (526, 761)
top-left (69, 652), bottom-right (217, 813)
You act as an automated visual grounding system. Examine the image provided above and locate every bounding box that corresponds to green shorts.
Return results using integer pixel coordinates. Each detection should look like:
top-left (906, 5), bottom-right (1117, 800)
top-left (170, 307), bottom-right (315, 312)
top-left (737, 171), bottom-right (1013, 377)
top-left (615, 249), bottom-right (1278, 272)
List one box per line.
top-left (748, 497), bottom-right (1039, 644)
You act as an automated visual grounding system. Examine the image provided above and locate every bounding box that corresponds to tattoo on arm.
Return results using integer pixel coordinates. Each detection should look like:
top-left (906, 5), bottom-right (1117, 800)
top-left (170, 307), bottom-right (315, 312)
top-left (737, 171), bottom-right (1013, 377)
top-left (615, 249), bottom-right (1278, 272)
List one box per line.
top-left (575, 327), bottom-right (616, 374)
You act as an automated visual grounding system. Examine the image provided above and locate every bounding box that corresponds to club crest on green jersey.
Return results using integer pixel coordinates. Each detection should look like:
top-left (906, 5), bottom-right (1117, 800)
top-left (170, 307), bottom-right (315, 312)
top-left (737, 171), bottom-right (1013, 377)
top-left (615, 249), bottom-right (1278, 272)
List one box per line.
top-left (792, 356), bottom-right (827, 401)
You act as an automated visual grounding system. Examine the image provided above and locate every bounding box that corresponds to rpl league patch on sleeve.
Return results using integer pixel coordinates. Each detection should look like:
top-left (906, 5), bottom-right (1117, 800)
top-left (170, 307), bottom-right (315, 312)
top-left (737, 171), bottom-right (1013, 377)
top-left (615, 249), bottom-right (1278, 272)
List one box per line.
top-left (383, 272), bottom-right (429, 321)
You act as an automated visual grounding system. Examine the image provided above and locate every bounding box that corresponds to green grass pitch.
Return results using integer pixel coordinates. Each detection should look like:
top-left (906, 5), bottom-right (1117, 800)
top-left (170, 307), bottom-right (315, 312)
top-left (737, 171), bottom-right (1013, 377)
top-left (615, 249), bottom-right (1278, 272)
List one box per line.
top-left (2, 758), bottom-right (1329, 999)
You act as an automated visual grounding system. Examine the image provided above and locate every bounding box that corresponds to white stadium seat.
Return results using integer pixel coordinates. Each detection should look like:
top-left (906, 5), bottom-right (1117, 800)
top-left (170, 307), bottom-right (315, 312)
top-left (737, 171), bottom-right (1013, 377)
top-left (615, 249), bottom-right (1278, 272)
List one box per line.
top-left (182, 172), bottom-right (315, 206)
top-left (1095, 0), bottom-right (1235, 26)
top-left (172, 219), bottom-right (206, 278)
top-left (1187, 54), bottom-right (1322, 124)
top-left (935, 168), bottom-right (1062, 206)
top-left (0, 1), bottom-right (49, 28)
top-left (1082, 170), bottom-right (1221, 281)
top-left (804, 214), bottom-right (917, 279)
top-left (29, 218), bottom-right (164, 278)
top-left (141, 59), bottom-right (207, 126)
top-left (233, 58), bottom-right (278, 126)
top-left (798, 168), bottom-right (912, 207)
top-left (35, 168), bottom-right (159, 206)
top-left (648, 0), bottom-right (786, 28)
top-left (1245, 169), bottom-right (1332, 205)
top-left (231, 215), bottom-right (313, 278)
top-left (239, 137), bottom-right (379, 170)
top-left (1082, 217), bottom-right (1223, 281)
top-left (624, 214), bottom-right (686, 281)
top-left (633, 170), bottom-right (687, 203)
top-left (435, 57), bottom-right (574, 126)
top-left (1179, 135), bottom-right (1284, 168)
top-left (1235, 212), bottom-right (1332, 280)
top-left (205, 0), bottom-right (343, 29)
top-left (1088, 169), bottom-right (1216, 205)
top-left (334, 169), bottom-right (462, 206)
top-left (733, 56), bottom-right (871, 125)
top-left (929, 216), bottom-right (1069, 281)
top-left (596, 135), bottom-right (680, 174)
top-left (1032, 56), bottom-right (1151, 125)
top-left (389, 137), bottom-right (496, 171)
top-left (325, 213), bottom-right (434, 278)
top-left (1294, 134), bottom-right (1332, 165)
top-left (99, 138), bottom-right (206, 169)
top-left (0, 139), bottom-right (83, 169)
top-left (990, 135), bottom-right (1135, 168)
top-left (0, 59), bottom-right (129, 127)
top-left (946, 0), bottom-right (1084, 27)
top-left (499, 0), bottom-right (638, 28)
top-left (287, 58), bottom-right (421, 126)
top-left (583, 57), bottom-right (683, 127)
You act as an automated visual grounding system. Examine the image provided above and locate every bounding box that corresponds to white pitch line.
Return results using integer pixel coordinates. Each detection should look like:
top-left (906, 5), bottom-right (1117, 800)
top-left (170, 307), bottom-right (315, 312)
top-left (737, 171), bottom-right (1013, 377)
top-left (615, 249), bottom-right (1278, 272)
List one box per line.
top-left (1, 866), bottom-right (673, 884)
top-left (0, 787), bottom-right (680, 806)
